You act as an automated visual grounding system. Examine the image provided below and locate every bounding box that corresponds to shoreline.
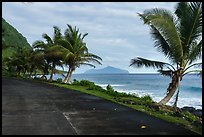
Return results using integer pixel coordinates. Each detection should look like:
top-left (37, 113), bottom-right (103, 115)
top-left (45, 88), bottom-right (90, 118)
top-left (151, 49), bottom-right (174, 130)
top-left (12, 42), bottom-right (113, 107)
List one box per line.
top-left (95, 83), bottom-right (202, 110)
top-left (33, 74), bottom-right (203, 110)
top-left (49, 73), bottom-right (202, 110)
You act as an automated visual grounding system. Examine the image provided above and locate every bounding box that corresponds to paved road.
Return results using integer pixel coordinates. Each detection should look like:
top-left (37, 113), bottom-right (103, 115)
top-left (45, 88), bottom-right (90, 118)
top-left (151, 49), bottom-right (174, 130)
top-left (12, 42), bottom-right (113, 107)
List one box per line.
top-left (2, 77), bottom-right (199, 135)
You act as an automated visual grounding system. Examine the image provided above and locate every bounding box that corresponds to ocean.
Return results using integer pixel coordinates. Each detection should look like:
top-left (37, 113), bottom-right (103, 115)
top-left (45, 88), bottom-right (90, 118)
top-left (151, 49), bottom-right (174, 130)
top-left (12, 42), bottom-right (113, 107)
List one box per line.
top-left (52, 73), bottom-right (202, 109)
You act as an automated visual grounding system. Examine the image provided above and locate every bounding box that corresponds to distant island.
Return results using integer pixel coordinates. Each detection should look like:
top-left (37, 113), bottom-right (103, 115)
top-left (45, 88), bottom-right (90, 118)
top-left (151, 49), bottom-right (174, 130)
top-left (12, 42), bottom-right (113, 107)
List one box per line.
top-left (84, 66), bottom-right (129, 74)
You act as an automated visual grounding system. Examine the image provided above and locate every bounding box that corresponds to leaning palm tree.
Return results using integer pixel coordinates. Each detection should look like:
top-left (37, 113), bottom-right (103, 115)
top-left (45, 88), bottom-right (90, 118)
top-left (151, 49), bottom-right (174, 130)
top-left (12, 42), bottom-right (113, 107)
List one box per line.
top-left (32, 26), bottom-right (64, 81)
top-left (130, 2), bottom-right (202, 108)
top-left (57, 24), bottom-right (102, 83)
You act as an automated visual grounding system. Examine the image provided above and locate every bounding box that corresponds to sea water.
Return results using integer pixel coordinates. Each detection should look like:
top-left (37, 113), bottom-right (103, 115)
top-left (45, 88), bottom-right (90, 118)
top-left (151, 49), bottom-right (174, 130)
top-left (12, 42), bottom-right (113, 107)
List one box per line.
top-left (52, 73), bottom-right (202, 109)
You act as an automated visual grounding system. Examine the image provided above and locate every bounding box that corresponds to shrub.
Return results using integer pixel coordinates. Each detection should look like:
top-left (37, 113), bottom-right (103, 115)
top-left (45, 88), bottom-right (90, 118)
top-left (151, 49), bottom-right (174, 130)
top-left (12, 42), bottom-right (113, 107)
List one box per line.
top-left (86, 83), bottom-right (105, 92)
top-left (80, 80), bottom-right (95, 87)
top-left (181, 111), bottom-right (198, 122)
top-left (106, 84), bottom-right (114, 92)
top-left (56, 78), bottom-right (63, 83)
top-left (72, 79), bottom-right (80, 85)
top-left (141, 95), bottom-right (153, 103)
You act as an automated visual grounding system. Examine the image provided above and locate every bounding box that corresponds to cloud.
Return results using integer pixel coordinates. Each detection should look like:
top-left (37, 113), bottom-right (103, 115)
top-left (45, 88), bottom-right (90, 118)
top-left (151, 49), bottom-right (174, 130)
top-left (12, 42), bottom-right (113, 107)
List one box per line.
top-left (4, 2), bottom-right (196, 74)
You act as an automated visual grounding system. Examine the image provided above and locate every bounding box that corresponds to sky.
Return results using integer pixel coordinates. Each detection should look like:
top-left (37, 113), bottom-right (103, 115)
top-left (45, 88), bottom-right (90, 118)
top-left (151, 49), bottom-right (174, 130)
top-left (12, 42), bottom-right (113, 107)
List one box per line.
top-left (2, 2), bottom-right (201, 74)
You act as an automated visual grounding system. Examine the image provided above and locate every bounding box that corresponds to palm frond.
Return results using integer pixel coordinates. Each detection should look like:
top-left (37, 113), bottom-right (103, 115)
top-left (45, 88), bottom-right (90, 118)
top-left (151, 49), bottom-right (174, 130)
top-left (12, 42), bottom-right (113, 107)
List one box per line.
top-left (79, 63), bottom-right (96, 68)
top-left (82, 33), bottom-right (88, 40)
top-left (157, 69), bottom-right (174, 77)
top-left (32, 40), bottom-right (46, 49)
top-left (47, 44), bottom-right (68, 53)
top-left (175, 2), bottom-right (202, 56)
top-left (150, 26), bottom-right (174, 61)
top-left (183, 62), bottom-right (202, 73)
top-left (188, 40), bottom-right (202, 64)
top-left (53, 26), bottom-right (62, 43)
top-left (130, 57), bottom-right (167, 69)
top-left (58, 39), bottom-right (73, 52)
top-left (42, 33), bottom-right (53, 44)
top-left (84, 53), bottom-right (103, 61)
top-left (139, 9), bottom-right (183, 63)
top-left (81, 57), bottom-right (102, 65)
top-left (76, 45), bottom-right (88, 54)
top-left (183, 69), bottom-right (202, 77)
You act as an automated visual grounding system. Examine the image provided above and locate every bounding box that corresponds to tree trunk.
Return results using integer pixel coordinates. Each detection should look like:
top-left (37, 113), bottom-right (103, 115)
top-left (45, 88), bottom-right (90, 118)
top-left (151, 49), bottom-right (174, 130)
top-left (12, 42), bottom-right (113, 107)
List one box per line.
top-left (49, 62), bottom-right (55, 82)
top-left (172, 89), bottom-right (180, 110)
top-left (17, 67), bottom-right (21, 77)
top-left (172, 77), bottom-right (181, 110)
top-left (63, 68), bottom-right (75, 84)
top-left (66, 69), bottom-right (74, 84)
top-left (29, 71), bottom-right (33, 78)
top-left (63, 67), bottom-right (71, 83)
top-left (158, 75), bottom-right (180, 105)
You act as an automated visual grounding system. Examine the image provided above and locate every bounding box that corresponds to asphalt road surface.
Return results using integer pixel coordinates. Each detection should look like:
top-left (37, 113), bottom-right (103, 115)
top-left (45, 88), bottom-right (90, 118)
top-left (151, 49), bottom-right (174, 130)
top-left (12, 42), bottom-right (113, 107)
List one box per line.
top-left (2, 77), bottom-right (199, 135)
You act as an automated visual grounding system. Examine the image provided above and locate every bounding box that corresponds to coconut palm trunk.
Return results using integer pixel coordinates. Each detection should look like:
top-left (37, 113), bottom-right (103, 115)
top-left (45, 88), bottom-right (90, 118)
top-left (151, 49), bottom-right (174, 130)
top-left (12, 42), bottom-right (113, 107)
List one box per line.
top-left (172, 79), bottom-right (181, 109)
top-left (159, 74), bottom-right (181, 105)
top-left (63, 67), bottom-right (74, 83)
top-left (66, 68), bottom-right (75, 83)
top-left (49, 62), bottom-right (55, 82)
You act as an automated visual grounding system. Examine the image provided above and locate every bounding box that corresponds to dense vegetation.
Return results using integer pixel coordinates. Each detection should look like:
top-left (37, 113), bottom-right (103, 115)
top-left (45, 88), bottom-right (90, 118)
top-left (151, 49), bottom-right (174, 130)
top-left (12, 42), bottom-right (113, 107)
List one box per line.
top-left (2, 18), bottom-right (31, 49)
top-left (2, 18), bottom-right (32, 77)
top-left (32, 25), bottom-right (102, 83)
top-left (2, 19), bottom-right (102, 82)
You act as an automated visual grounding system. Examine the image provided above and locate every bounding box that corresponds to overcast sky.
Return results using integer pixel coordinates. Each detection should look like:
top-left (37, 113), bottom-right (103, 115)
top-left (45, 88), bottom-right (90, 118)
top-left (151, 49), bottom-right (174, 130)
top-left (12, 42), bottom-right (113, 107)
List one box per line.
top-left (3, 2), bottom-right (194, 74)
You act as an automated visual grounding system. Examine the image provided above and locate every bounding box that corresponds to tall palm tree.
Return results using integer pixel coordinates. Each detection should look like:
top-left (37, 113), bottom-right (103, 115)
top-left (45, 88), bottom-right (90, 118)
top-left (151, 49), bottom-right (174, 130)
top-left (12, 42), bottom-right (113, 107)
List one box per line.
top-left (130, 2), bottom-right (202, 108)
top-left (56, 24), bottom-right (102, 83)
top-left (28, 49), bottom-right (49, 79)
top-left (32, 26), bottom-right (64, 81)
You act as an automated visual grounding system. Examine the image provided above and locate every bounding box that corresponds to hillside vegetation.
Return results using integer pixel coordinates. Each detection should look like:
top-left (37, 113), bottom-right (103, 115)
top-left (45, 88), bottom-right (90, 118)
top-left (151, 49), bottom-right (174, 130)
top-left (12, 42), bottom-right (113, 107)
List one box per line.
top-left (2, 18), bottom-right (32, 76)
top-left (2, 18), bottom-right (31, 49)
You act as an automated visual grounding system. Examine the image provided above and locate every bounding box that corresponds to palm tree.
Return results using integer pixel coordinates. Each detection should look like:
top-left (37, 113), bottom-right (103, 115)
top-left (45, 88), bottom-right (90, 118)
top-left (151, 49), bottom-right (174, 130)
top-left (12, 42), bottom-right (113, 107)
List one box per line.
top-left (56, 24), bottom-right (102, 83)
top-left (32, 26), bottom-right (64, 81)
top-left (28, 49), bottom-right (49, 79)
top-left (130, 2), bottom-right (202, 108)
top-left (5, 47), bottom-right (33, 77)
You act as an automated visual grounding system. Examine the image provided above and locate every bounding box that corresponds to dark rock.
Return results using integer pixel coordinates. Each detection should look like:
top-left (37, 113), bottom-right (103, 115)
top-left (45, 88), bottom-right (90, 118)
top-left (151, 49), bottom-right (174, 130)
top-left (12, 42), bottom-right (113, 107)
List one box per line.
top-left (181, 106), bottom-right (202, 117)
top-left (192, 109), bottom-right (202, 117)
top-left (149, 104), bottom-right (160, 111)
top-left (171, 111), bottom-right (183, 117)
top-left (192, 120), bottom-right (202, 127)
top-left (181, 106), bottom-right (196, 112)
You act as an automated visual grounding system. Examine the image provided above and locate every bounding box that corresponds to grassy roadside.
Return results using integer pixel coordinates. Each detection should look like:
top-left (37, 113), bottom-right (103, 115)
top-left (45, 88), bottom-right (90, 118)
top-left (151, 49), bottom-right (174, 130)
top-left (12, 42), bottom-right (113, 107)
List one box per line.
top-left (47, 79), bottom-right (202, 135)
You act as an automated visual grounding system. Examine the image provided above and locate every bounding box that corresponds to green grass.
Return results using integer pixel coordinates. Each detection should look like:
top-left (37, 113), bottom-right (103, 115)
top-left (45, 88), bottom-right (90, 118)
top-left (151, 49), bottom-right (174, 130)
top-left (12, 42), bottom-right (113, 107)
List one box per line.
top-left (48, 80), bottom-right (202, 135)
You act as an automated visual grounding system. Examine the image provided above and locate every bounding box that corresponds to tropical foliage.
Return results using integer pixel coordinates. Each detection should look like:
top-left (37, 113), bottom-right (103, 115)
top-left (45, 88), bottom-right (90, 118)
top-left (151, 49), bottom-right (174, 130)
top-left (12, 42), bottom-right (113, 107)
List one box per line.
top-left (2, 18), bottom-right (32, 76)
top-left (56, 24), bottom-right (102, 83)
top-left (32, 26), bottom-right (64, 81)
top-left (32, 25), bottom-right (102, 83)
top-left (3, 18), bottom-right (102, 82)
top-left (2, 18), bottom-right (31, 49)
top-left (130, 2), bottom-right (202, 108)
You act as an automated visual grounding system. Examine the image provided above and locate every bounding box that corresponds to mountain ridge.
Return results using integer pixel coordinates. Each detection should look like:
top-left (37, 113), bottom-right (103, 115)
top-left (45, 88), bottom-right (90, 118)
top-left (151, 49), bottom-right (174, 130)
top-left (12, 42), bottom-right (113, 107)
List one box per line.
top-left (84, 66), bottom-right (129, 74)
top-left (2, 18), bottom-right (31, 49)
